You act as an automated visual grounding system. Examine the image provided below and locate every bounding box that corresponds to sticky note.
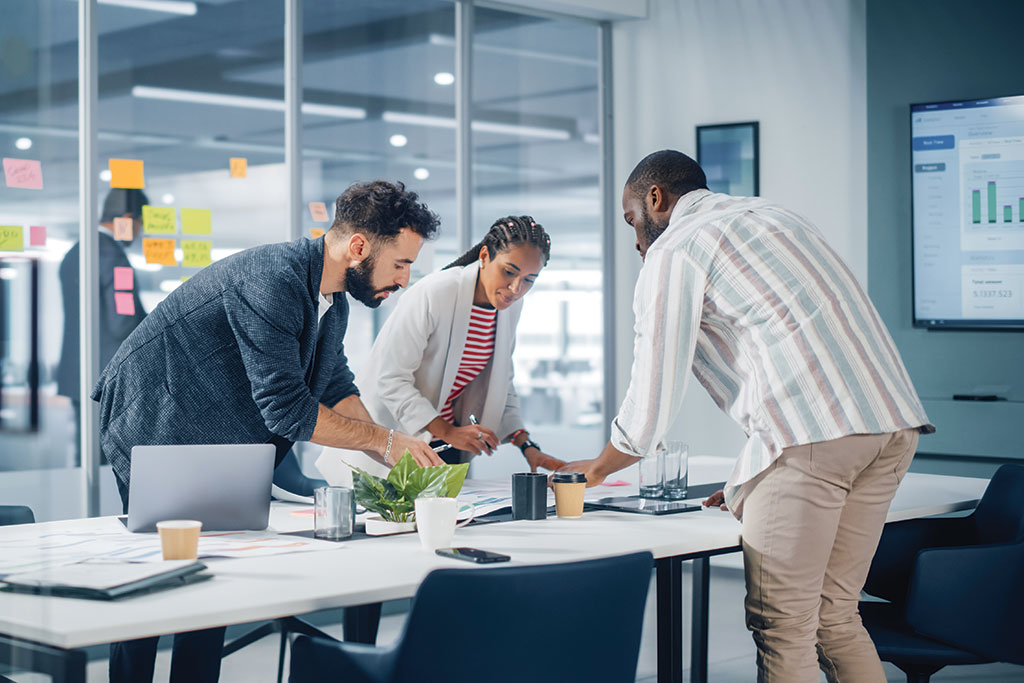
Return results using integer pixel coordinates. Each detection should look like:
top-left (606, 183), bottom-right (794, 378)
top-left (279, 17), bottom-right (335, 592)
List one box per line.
top-left (108, 159), bottom-right (145, 189)
top-left (113, 266), bottom-right (133, 290)
top-left (181, 208), bottom-right (211, 235)
top-left (309, 202), bottom-right (330, 222)
top-left (29, 225), bottom-right (46, 247)
top-left (0, 226), bottom-right (24, 251)
top-left (310, 228), bottom-right (325, 239)
top-left (3, 158), bottom-right (43, 190)
top-left (182, 240), bottom-right (212, 267)
top-left (181, 276), bottom-right (191, 283)
top-left (114, 292), bottom-right (136, 316)
top-left (142, 205), bottom-right (176, 234)
top-left (143, 238), bottom-right (177, 265)
top-left (230, 158), bottom-right (247, 178)
top-left (113, 216), bottom-right (133, 241)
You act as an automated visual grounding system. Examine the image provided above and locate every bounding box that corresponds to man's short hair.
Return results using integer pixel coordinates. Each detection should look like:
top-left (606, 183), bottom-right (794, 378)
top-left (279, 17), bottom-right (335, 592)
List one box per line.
top-left (331, 180), bottom-right (440, 241)
top-left (100, 188), bottom-right (149, 223)
top-left (625, 150), bottom-right (708, 199)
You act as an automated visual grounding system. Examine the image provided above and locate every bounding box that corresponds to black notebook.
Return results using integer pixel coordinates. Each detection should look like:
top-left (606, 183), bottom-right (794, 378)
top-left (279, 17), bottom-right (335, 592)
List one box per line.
top-left (1, 560), bottom-right (210, 600)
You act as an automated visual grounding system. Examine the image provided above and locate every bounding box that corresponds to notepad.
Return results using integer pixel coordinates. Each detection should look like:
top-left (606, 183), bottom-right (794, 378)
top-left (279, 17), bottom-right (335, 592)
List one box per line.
top-left (1, 559), bottom-right (209, 600)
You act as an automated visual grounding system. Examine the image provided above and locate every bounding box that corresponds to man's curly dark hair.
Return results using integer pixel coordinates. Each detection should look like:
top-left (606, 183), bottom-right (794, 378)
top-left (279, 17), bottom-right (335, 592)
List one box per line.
top-left (330, 180), bottom-right (440, 242)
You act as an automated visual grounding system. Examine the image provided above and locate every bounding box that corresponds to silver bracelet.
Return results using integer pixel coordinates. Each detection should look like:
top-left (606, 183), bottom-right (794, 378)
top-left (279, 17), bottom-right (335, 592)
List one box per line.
top-left (383, 429), bottom-right (395, 465)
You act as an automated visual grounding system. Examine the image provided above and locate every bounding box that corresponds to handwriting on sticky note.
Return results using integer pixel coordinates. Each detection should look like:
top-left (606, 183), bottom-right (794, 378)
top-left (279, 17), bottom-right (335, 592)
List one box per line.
top-left (142, 205), bottom-right (176, 234)
top-left (3, 158), bottom-right (43, 190)
top-left (308, 202), bottom-right (330, 222)
top-left (113, 266), bottom-right (133, 290)
top-left (310, 228), bottom-right (325, 239)
top-left (230, 158), bottom-right (247, 178)
top-left (143, 238), bottom-right (177, 265)
top-left (108, 159), bottom-right (145, 189)
top-left (113, 216), bottom-right (133, 241)
top-left (29, 225), bottom-right (46, 247)
top-left (182, 240), bottom-right (212, 267)
top-left (114, 292), bottom-right (136, 316)
top-left (181, 208), bottom-right (211, 235)
top-left (0, 226), bottom-right (24, 251)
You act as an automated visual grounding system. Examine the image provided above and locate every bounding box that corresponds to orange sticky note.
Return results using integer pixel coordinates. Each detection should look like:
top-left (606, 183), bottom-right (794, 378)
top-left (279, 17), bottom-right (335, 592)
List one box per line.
top-left (109, 159), bottom-right (145, 189)
top-left (230, 158), bottom-right (247, 178)
top-left (309, 202), bottom-right (330, 222)
top-left (113, 266), bottom-right (133, 290)
top-left (0, 226), bottom-right (24, 251)
top-left (113, 217), bottom-right (133, 241)
top-left (29, 225), bottom-right (46, 247)
top-left (3, 158), bottom-right (43, 190)
top-left (310, 228), bottom-right (325, 239)
top-left (114, 292), bottom-right (135, 316)
top-left (143, 237), bottom-right (177, 266)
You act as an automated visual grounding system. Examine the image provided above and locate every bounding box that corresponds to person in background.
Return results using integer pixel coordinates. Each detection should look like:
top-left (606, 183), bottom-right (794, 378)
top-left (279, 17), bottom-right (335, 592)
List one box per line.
top-left (557, 150), bottom-right (933, 683)
top-left (321, 215), bottom-right (567, 480)
top-left (57, 188), bottom-right (148, 466)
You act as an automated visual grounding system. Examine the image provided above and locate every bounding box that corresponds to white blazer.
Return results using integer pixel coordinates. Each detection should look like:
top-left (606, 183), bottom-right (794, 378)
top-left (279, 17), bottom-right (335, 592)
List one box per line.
top-left (317, 263), bottom-right (526, 480)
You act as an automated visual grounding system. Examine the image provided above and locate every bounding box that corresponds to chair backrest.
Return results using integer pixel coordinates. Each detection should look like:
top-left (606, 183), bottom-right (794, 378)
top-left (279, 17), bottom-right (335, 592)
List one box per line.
top-left (0, 505), bottom-right (34, 526)
top-left (390, 552), bottom-right (653, 683)
top-left (971, 464), bottom-right (1024, 545)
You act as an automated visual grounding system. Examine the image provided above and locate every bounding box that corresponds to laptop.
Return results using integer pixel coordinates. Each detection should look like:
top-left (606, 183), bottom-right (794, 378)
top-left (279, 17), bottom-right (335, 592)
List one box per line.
top-left (127, 444), bottom-right (275, 532)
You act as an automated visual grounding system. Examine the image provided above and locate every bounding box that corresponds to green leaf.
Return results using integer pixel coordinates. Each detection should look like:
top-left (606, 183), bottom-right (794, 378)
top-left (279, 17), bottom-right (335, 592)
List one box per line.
top-left (406, 466), bottom-right (449, 501)
top-left (352, 469), bottom-right (400, 517)
top-left (386, 450), bottom-right (418, 496)
top-left (445, 462), bottom-right (470, 498)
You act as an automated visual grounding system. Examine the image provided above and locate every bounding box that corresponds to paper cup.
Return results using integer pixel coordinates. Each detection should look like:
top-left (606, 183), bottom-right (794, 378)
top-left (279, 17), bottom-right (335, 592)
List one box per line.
top-left (157, 520), bottom-right (202, 560)
top-left (551, 472), bottom-right (587, 518)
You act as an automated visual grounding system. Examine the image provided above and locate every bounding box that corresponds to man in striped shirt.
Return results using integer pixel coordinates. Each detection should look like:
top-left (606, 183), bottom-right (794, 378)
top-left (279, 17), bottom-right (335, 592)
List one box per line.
top-left (560, 150), bottom-right (933, 682)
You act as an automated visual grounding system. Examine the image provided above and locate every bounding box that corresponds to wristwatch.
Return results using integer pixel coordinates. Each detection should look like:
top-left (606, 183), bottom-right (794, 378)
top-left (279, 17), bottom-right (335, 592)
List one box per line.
top-left (518, 438), bottom-right (541, 454)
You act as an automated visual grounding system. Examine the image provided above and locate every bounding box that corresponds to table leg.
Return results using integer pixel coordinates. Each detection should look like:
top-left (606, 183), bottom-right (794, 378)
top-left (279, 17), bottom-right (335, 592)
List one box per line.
top-left (690, 556), bottom-right (711, 683)
top-left (0, 634), bottom-right (87, 683)
top-left (656, 557), bottom-right (684, 683)
top-left (343, 602), bottom-right (382, 644)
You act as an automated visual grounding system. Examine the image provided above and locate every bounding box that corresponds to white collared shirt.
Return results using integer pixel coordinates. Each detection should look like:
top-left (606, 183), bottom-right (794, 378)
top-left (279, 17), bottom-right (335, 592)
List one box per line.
top-left (317, 292), bottom-right (332, 328)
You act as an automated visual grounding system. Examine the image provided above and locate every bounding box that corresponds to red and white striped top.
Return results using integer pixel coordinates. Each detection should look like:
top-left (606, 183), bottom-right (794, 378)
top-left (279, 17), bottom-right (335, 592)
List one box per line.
top-left (440, 305), bottom-right (497, 424)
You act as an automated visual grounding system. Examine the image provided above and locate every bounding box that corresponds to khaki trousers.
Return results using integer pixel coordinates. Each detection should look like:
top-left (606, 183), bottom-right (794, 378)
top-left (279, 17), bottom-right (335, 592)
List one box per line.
top-left (740, 429), bottom-right (918, 682)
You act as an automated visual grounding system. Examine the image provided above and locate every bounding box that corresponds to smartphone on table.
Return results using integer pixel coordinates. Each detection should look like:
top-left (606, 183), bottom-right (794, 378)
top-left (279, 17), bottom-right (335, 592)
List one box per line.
top-left (435, 547), bottom-right (511, 564)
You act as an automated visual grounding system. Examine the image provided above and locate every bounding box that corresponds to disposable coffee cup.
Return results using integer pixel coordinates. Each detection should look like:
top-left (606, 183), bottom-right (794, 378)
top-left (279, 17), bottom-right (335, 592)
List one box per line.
top-left (551, 472), bottom-right (587, 518)
top-left (156, 520), bottom-right (202, 560)
top-left (512, 472), bottom-right (548, 520)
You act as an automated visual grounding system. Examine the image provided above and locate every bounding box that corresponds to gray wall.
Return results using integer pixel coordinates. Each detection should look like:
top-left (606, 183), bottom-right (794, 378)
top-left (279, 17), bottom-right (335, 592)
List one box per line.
top-left (867, 0), bottom-right (1024, 468)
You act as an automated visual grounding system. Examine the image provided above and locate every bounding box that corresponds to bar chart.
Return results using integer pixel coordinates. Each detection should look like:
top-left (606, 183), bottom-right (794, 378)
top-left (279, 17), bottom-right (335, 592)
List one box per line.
top-left (964, 163), bottom-right (1024, 228)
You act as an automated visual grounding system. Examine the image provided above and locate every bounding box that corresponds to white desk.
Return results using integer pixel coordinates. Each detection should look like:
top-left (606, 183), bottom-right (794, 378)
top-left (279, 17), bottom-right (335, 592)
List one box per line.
top-left (0, 472), bottom-right (987, 683)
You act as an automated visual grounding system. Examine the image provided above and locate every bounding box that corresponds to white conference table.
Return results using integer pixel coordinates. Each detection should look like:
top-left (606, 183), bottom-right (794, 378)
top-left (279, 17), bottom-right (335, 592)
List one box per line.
top-left (0, 472), bottom-right (987, 683)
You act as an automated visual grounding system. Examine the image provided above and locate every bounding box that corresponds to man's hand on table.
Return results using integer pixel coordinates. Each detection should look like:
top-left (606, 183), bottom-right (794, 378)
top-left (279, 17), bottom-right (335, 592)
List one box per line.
top-left (552, 459), bottom-right (607, 487)
top-left (702, 489), bottom-right (729, 511)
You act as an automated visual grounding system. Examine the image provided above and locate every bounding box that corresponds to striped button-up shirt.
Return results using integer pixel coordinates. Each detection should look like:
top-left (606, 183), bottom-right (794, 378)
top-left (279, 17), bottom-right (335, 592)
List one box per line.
top-left (610, 190), bottom-right (932, 507)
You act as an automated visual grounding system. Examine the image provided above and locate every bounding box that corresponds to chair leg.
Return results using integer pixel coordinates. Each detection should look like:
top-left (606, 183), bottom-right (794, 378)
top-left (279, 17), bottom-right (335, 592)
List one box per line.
top-left (276, 627), bottom-right (287, 683)
top-left (894, 661), bottom-right (943, 683)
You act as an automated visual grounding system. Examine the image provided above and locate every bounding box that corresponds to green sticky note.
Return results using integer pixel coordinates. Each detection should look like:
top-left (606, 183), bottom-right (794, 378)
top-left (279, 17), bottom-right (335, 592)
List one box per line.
top-left (182, 240), bottom-right (212, 267)
top-left (0, 225), bottom-right (24, 251)
top-left (181, 208), bottom-right (212, 235)
top-left (142, 205), bottom-right (176, 234)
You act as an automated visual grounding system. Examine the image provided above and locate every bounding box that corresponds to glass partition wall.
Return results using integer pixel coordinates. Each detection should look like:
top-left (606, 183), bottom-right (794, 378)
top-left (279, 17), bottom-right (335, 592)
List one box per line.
top-left (0, 0), bottom-right (611, 519)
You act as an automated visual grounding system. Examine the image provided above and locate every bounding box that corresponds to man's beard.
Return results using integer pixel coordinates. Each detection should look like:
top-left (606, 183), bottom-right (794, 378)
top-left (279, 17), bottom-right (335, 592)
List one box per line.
top-left (638, 203), bottom-right (670, 254)
top-left (345, 255), bottom-right (398, 308)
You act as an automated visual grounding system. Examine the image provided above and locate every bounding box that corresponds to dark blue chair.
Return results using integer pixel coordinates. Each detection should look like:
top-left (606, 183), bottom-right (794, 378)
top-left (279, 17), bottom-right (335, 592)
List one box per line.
top-left (861, 463), bottom-right (1024, 682)
top-left (0, 505), bottom-right (34, 526)
top-left (289, 551), bottom-right (654, 683)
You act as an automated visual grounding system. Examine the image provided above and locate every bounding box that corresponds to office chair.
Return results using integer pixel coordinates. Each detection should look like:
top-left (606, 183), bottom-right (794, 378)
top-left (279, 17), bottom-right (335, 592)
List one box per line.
top-left (860, 463), bottom-right (1024, 682)
top-left (289, 551), bottom-right (654, 683)
top-left (0, 505), bottom-right (34, 526)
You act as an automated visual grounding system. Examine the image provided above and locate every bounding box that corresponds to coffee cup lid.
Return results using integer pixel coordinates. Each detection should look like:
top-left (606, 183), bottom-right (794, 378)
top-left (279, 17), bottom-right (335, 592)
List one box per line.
top-left (552, 472), bottom-right (587, 484)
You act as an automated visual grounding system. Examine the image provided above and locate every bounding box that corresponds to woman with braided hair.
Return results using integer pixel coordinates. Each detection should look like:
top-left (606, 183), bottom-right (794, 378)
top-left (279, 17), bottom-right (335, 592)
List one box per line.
top-left (320, 215), bottom-right (568, 478)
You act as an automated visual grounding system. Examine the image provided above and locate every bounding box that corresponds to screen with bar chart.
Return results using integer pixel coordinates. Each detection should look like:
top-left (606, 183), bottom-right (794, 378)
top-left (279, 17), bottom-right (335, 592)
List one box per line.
top-left (912, 94), bottom-right (1024, 329)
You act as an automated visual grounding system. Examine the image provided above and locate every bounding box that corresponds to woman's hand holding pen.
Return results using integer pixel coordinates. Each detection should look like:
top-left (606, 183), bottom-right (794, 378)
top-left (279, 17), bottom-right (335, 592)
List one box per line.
top-left (442, 424), bottom-right (500, 455)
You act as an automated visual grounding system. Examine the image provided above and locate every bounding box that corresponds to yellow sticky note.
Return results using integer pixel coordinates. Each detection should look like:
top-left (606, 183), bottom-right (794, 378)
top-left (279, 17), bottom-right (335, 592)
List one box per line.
top-left (0, 225), bottom-right (24, 251)
top-left (181, 208), bottom-right (212, 235)
top-left (182, 240), bottom-right (212, 268)
top-left (310, 228), bottom-right (325, 239)
top-left (230, 158), bottom-right (247, 178)
top-left (142, 205), bottom-right (176, 234)
top-left (181, 276), bottom-right (191, 282)
top-left (108, 159), bottom-right (145, 189)
top-left (143, 238), bottom-right (177, 266)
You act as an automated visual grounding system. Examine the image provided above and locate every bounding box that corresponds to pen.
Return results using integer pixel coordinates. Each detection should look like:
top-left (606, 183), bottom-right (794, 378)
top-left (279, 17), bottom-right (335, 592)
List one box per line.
top-left (432, 442), bottom-right (453, 453)
top-left (467, 414), bottom-right (493, 456)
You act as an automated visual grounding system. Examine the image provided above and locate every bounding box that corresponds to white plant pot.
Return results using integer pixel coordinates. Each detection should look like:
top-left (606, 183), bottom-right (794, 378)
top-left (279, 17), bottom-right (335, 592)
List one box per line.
top-left (364, 515), bottom-right (417, 536)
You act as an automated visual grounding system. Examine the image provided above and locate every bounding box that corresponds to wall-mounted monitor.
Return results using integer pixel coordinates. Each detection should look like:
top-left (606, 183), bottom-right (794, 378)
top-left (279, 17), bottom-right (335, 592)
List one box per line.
top-left (912, 94), bottom-right (1024, 329)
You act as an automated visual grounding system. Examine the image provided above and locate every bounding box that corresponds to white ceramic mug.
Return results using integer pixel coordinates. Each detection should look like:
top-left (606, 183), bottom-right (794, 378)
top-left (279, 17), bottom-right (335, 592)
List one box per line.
top-left (414, 497), bottom-right (474, 551)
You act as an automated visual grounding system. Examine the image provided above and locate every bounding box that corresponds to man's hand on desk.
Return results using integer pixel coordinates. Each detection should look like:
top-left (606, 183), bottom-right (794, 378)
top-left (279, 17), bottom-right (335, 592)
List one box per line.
top-left (552, 459), bottom-right (607, 487)
top-left (702, 489), bottom-right (729, 511)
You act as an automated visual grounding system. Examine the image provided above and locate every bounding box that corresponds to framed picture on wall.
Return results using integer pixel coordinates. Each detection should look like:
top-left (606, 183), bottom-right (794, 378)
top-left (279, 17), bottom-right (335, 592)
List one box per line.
top-left (696, 121), bottom-right (760, 196)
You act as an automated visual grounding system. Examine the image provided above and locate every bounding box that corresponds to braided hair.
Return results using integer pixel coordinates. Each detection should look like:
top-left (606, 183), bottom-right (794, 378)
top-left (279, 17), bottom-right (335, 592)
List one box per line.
top-left (444, 215), bottom-right (551, 270)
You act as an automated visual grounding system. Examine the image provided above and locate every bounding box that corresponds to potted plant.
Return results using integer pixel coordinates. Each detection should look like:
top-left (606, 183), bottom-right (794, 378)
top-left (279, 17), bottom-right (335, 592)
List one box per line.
top-left (351, 451), bottom-right (469, 536)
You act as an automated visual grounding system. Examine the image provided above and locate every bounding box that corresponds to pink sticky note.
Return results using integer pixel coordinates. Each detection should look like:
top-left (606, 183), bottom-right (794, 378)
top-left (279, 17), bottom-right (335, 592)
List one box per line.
top-left (599, 480), bottom-right (631, 487)
top-left (29, 225), bottom-right (46, 247)
top-left (308, 202), bottom-right (330, 222)
top-left (113, 266), bottom-right (133, 291)
top-left (3, 158), bottom-right (44, 190)
top-left (114, 291), bottom-right (135, 316)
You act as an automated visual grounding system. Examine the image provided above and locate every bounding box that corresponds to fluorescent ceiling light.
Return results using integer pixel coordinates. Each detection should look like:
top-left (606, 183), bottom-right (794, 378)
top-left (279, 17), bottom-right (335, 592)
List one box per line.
top-left (99, 169), bottom-right (112, 182)
top-left (95, 0), bottom-right (197, 16)
top-left (162, 194), bottom-right (175, 204)
top-left (433, 72), bottom-right (455, 86)
top-left (131, 86), bottom-right (367, 120)
top-left (15, 137), bottom-right (32, 150)
top-left (382, 111), bottom-right (570, 140)
top-left (389, 134), bottom-right (408, 148)
top-left (381, 111), bottom-right (455, 129)
top-left (414, 167), bottom-right (430, 180)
